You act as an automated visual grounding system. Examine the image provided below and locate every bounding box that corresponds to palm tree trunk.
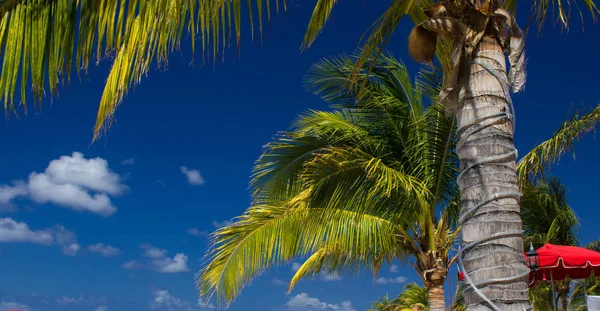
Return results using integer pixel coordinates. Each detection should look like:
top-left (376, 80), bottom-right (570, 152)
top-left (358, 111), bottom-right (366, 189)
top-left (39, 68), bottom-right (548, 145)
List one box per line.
top-left (428, 283), bottom-right (446, 311)
top-left (456, 35), bottom-right (530, 310)
top-left (560, 290), bottom-right (568, 311)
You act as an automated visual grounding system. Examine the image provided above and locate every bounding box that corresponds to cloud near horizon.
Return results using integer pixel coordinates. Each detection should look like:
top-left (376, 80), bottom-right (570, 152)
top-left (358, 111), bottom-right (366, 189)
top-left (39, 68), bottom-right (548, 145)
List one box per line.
top-left (123, 244), bottom-right (189, 273)
top-left (284, 293), bottom-right (355, 311)
top-left (0, 217), bottom-right (80, 256)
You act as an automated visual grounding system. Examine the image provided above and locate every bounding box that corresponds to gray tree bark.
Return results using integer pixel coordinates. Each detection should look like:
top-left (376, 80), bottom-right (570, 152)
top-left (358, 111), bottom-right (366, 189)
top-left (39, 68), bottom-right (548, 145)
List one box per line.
top-left (456, 35), bottom-right (530, 310)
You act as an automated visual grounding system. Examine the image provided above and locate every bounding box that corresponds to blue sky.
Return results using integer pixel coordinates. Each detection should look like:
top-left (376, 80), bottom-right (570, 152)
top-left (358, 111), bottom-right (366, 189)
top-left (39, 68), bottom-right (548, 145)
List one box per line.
top-left (1, 2), bottom-right (600, 311)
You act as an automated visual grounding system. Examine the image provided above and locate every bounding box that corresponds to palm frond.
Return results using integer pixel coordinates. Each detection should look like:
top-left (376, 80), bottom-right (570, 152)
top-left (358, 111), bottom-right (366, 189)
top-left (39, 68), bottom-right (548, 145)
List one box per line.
top-left (517, 104), bottom-right (600, 187)
top-left (301, 0), bottom-right (337, 50)
top-left (525, 0), bottom-right (599, 32)
top-left (198, 199), bottom-right (398, 306)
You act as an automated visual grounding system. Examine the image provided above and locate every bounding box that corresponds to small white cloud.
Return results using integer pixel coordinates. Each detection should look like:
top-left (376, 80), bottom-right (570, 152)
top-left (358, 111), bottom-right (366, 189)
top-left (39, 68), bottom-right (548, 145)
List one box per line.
top-left (374, 276), bottom-right (408, 284)
top-left (130, 244), bottom-right (190, 273)
top-left (121, 158), bottom-right (135, 165)
top-left (0, 301), bottom-right (32, 311)
top-left (122, 260), bottom-right (144, 270)
top-left (154, 253), bottom-right (190, 273)
top-left (272, 278), bottom-right (287, 286)
top-left (180, 166), bottom-right (205, 186)
top-left (321, 273), bottom-right (342, 282)
top-left (0, 218), bottom-right (79, 256)
top-left (291, 262), bottom-right (302, 272)
top-left (141, 243), bottom-right (168, 258)
top-left (0, 181), bottom-right (27, 212)
top-left (88, 243), bottom-right (120, 257)
top-left (57, 295), bottom-right (84, 305)
top-left (284, 293), bottom-right (355, 311)
top-left (186, 228), bottom-right (208, 236)
top-left (151, 289), bottom-right (214, 311)
top-left (389, 264), bottom-right (400, 273)
top-left (95, 306), bottom-right (108, 311)
top-left (211, 220), bottom-right (233, 229)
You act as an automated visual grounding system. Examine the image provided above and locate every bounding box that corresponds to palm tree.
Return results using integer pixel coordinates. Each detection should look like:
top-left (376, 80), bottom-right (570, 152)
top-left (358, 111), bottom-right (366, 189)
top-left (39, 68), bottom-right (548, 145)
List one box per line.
top-left (197, 51), bottom-right (600, 310)
top-left (199, 53), bottom-right (459, 311)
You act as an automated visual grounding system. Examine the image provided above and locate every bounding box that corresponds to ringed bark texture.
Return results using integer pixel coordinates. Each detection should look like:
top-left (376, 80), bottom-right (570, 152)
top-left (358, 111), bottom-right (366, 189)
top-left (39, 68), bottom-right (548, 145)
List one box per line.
top-left (457, 36), bottom-right (530, 310)
top-left (428, 283), bottom-right (445, 311)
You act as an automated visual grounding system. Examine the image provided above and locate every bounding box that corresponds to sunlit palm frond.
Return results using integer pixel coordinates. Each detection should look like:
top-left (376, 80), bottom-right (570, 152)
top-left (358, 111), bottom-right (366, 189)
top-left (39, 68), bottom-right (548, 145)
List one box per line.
top-left (521, 0), bottom-right (600, 32)
top-left (0, 0), bottom-right (226, 139)
top-left (395, 283), bottom-right (429, 310)
top-left (301, 0), bottom-right (337, 50)
top-left (301, 146), bottom-right (431, 220)
top-left (517, 104), bottom-right (600, 187)
top-left (198, 197), bottom-right (398, 306)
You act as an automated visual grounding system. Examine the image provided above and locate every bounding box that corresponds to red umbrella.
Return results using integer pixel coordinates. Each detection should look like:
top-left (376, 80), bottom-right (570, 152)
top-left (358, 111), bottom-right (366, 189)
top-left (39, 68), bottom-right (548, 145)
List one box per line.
top-left (530, 243), bottom-right (600, 283)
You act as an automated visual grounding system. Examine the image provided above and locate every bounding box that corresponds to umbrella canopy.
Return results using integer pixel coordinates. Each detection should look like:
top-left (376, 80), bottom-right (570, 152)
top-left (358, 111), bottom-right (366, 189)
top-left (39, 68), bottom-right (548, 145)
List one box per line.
top-left (530, 244), bottom-right (600, 282)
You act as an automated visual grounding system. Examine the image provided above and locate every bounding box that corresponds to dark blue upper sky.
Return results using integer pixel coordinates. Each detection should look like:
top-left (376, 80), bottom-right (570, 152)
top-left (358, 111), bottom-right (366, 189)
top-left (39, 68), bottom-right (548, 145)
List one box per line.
top-left (1, 1), bottom-right (599, 311)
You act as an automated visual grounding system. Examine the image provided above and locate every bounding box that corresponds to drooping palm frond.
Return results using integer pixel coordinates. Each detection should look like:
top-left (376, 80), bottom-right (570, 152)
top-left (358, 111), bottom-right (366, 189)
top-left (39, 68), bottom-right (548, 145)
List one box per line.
top-left (198, 197), bottom-right (400, 307)
top-left (516, 104), bottom-right (600, 187)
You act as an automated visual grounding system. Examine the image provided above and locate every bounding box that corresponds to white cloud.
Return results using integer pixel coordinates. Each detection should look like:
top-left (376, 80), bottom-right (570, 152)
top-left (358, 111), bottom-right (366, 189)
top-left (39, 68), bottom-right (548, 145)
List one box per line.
top-left (122, 260), bottom-right (144, 270)
top-left (186, 228), bottom-right (208, 236)
top-left (212, 220), bottom-right (233, 228)
top-left (154, 253), bottom-right (190, 273)
top-left (273, 278), bottom-right (287, 286)
top-left (374, 276), bottom-right (408, 284)
top-left (389, 264), bottom-right (400, 273)
top-left (127, 244), bottom-right (189, 273)
top-left (141, 243), bottom-right (167, 258)
top-left (0, 301), bottom-right (32, 311)
top-left (57, 295), bottom-right (84, 305)
top-left (151, 290), bottom-right (214, 311)
top-left (0, 152), bottom-right (127, 216)
top-left (121, 158), bottom-right (135, 165)
top-left (180, 166), bottom-right (205, 186)
top-left (0, 181), bottom-right (27, 212)
top-left (95, 306), bottom-right (108, 311)
top-left (284, 293), bottom-right (355, 311)
top-left (0, 218), bottom-right (79, 256)
top-left (321, 273), bottom-right (343, 282)
top-left (88, 243), bottom-right (120, 257)
top-left (0, 217), bottom-right (53, 245)
top-left (291, 262), bottom-right (302, 272)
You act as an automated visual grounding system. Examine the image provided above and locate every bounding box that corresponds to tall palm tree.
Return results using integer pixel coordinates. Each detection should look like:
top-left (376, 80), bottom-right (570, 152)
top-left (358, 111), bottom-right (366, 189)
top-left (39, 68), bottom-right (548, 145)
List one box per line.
top-left (199, 53), bottom-right (459, 311)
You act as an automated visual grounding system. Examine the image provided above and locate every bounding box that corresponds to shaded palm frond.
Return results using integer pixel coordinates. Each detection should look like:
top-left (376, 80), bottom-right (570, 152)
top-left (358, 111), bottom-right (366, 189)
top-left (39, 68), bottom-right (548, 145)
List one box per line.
top-left (517, 104), bottom-right (600, 187)
top-left (521, 178), bottom-right (579, 248)
top-left (524, 0), bottom-right (600, 32)
top-left (571, 275), bottom-right (600, 311)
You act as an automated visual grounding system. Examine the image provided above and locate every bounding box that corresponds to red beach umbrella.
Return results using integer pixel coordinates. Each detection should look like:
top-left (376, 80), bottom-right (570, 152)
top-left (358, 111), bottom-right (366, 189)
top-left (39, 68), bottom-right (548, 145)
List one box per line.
top-left (529, 243), bottom-right (600, 283)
